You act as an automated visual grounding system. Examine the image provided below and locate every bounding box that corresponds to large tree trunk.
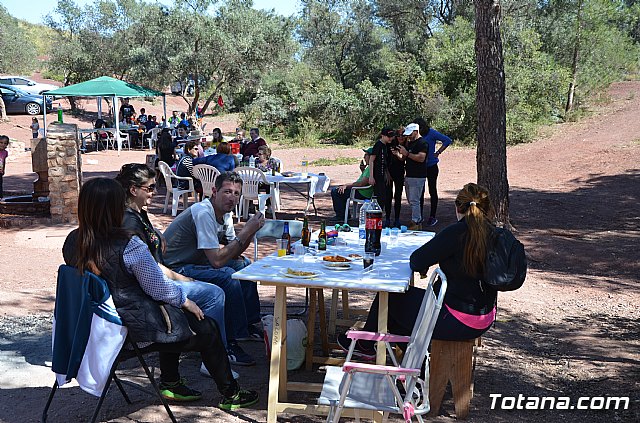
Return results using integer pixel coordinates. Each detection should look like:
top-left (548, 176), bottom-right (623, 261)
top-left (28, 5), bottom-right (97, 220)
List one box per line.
top-left (565, 0), bottom-right (584, 113)
top-left (0, 96), bottom-right (7, 121)
top-left (475, 0), bottom-right (510, 227)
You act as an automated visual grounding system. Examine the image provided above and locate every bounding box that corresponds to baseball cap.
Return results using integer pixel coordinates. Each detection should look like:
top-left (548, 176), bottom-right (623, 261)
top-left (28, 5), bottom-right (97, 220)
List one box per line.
top-left (362, 147), bottom-right (374, 154)
top-left (381, 127), bottom-right (396, 137)
top-left (402, 123), bottom-right (420, 135)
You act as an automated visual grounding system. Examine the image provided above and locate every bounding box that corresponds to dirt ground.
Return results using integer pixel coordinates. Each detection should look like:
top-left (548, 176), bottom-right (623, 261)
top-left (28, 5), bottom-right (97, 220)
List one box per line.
top-left (0, 80), bottom-right (638, 423)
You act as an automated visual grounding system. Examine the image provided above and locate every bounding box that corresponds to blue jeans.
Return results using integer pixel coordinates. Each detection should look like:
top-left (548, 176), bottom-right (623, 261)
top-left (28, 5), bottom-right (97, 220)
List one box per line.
top-left (171, 277), bottom-right (227, 348)
top-left (174, 257), bottom-right (260, 341)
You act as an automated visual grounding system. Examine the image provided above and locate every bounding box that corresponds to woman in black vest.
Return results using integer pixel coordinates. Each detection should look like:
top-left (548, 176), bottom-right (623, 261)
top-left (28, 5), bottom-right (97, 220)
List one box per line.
top-left (62, 178), bottom-right (258, 410)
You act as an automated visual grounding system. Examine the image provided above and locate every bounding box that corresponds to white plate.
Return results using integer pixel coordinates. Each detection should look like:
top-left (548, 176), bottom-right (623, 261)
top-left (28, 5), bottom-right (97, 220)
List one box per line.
top-left (322, 262), bottom-right (352, 271)
top-left (320, 255), bottom-right (354, 263)
top-left (279, 269), bottom-right (320, 279)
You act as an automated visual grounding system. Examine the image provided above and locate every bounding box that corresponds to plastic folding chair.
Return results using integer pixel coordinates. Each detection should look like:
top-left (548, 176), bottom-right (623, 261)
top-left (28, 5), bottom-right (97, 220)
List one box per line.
top-left (235, 166), bottom-right (277, 220)
top-left (193, 164), bottom-right (221, 199)
top-left (42, 265), bottom-right (176, 423)
top-left (318, 268), bottom-right (448, 423)
top-left (158, 161), bottom-right (196, 216)
top-left (344, 185), bottom-right (372, 225)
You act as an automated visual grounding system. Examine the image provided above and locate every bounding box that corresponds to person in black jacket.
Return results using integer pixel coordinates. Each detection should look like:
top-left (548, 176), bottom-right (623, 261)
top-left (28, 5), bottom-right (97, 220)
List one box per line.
top-left (62, 177), bottom-right (258, 410)
top-left (337, 183), bottom-right (498, 359)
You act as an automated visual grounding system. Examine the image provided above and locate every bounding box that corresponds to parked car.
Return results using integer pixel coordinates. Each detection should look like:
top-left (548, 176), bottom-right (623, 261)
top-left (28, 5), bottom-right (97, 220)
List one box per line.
top-left (0, 84), bottom-right (53, 115)
top-left (0, 76), bottom-right (59, 96)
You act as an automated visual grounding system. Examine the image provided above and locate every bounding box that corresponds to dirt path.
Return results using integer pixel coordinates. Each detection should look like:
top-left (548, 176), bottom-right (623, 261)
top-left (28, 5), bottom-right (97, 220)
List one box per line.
top-left (0, 82), bottom-right (638, 422)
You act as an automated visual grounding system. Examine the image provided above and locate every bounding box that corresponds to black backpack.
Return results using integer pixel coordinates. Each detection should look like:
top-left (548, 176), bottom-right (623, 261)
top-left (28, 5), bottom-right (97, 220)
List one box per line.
top-left (483, 227), bottom-right (527, 291)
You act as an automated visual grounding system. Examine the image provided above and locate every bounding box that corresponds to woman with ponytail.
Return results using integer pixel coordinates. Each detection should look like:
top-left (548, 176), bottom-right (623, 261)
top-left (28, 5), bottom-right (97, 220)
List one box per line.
top-left (336, 183), bottom-right (497, 358)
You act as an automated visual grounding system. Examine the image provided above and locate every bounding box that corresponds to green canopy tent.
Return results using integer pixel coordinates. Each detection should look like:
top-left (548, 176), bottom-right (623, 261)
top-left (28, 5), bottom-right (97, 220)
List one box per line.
top-left (43, 76), bottom-right (166, 153)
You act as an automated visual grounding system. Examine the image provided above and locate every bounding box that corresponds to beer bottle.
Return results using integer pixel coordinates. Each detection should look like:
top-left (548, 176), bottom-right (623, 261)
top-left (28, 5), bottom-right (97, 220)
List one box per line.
top-left (318, 221), bottom-right (327, 251)
top-left (282, 221), bottom-right (292, 254)
top-left (301, 217), bottom-right (311, 247)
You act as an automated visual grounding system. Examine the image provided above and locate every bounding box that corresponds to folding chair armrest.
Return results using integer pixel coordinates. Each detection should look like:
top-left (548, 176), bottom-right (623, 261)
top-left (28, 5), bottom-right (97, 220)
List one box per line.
top-left (346, 330), bottom-right (411, 344)
top-left (342, 362), bottom-right (421, 377)
top-left (351, 184), bottom-right (372, 191)
top-left (172, 175), bottom-right (193, 182)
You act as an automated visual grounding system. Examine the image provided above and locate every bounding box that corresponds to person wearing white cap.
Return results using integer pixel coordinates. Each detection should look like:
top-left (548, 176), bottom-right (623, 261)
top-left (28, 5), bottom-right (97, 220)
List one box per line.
top-left (392, 123), bottom-right (427, 230)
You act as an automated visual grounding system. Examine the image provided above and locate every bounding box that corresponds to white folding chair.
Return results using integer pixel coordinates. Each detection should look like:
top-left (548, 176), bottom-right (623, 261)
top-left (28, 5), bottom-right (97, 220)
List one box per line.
top-left (193, 164), bottom-right (220, 199)
top-left (157, 161), bottom-right (196, 216)
top-left (235, 166), bottom-right (277, 220)
top-left (344, 185), bottom-right (372, 225)
top-left (319, 268), bottom-right (448, 423)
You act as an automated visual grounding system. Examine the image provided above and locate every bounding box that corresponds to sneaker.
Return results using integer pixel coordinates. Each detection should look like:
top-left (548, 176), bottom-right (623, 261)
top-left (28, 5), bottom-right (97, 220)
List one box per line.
top-left (408, 221), bottom-right (422, 231)
top-left (236, 323), bottom-right (264, 342)
top-left (336, 333), bottom-right (376, 361)
top-left (425, 216), bottom-right (438, 227)
top-left (218, 389), bottom-right (259, 410)
top-left (200, 362), bottom-right (240, 380)
top-left (159, 378), bottom-right (202, 402)
top-left (227, 342), bottom-right (256, 366)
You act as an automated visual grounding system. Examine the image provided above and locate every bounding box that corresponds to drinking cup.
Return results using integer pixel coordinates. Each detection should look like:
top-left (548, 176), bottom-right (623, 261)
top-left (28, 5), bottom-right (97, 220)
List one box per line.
top-left (276, 239), bottom-right (287, 257)
top-left (390, 228), bottom-right (399, 246)
top-left (293, 244), bottom-right (306, 257)
top-left (363, 252), bottom-right (375, 271)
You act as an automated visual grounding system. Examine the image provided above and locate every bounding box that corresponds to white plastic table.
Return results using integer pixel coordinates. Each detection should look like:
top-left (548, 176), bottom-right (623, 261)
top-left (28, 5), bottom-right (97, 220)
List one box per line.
top-left (232, 229), bottom-right (434, 422)
top-left (266, 172), bottom-right (330, 215)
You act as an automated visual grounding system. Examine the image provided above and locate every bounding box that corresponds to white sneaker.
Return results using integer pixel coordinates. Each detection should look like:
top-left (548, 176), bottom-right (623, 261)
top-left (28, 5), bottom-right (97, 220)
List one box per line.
top-left (200, 362), bottom-right (240, 380)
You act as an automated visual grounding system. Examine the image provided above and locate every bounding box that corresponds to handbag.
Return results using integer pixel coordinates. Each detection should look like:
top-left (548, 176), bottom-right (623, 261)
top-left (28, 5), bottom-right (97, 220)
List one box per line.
top-left (483, 227), bottom-right (527, 291)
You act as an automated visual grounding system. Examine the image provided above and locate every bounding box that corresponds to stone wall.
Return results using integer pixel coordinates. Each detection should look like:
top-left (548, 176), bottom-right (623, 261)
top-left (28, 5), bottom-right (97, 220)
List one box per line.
top-left (47, 123), bottom-right (82, 223)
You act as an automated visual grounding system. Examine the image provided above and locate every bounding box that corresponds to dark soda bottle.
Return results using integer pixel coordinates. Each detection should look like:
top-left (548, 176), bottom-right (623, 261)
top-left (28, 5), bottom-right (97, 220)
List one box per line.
top-left (301, 217), bottom-right (311, 247)
top-left (282, 221), bottom-right (292, 254)
top-left (365, 196), bottom-right (383, 256)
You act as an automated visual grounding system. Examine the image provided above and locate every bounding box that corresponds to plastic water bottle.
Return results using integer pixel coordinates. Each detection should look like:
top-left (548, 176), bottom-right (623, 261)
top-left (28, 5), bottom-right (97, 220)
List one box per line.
top-left (359, 200), bottom-right (370, 246)
top-left (249, 155), bottom-right (255, 168)
top-left (301, 157), bottom-right (308, 177)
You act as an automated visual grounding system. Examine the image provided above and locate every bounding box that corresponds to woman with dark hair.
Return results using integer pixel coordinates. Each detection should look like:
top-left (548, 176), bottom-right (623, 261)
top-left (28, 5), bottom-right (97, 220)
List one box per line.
top-left (385, 128), bottom-right (408, 228)
top-left (211, 127), bottom-right (224, 146)
top-left (156, 128), bottom-right (177, 167)
top-left (337, 183), bottom-right (498, 359)
top-left (62, 177), bottom-right (258, 409)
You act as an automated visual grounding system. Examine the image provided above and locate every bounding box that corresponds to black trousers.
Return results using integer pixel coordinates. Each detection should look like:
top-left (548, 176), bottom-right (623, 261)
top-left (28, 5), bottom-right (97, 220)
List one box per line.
top-left (154, 313), bottom-right (237, 397)
top-left (373, 179), bottom-right (393, 214)
top-left (420, 164), bottom-right (439, 218)
top-left (361, 286), bottom-right (488, 347)
top-left (385, 173), bottom-right (404, 221)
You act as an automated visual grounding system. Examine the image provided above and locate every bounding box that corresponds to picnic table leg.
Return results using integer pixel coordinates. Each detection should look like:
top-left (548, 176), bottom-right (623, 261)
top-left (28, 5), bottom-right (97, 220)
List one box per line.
top-left (267, 286), bottom-right (287, 422)
top-left (318, 289), bottom-right (329, 356)
top-left (305, 288), bottom-right (318, 371)
top-left (376, 292), bottom-right (389, 365)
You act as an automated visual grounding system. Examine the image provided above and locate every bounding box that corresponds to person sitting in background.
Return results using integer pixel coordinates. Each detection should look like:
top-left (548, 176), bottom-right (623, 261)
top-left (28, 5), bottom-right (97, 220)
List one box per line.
top-left (145, 115), bottom-right (158, 131)
top-left (63, 177), bottom-right (258, 408)
top-left (336, 183), bottom-right (498, 359)
top-left (240, 128), bottom-right (267, 162)
top-left (211, 127), bottom-right (224, 147)
top-left (329, 147), bottom-right (374, 223)
top-left (137, 108), bottom-right (148, 124)
top-left (255, 145), bottom-right (278, 173)
top-left (156, 128), bottom-right (177, 167)
top-left (176, 140), bottom-right (201, 194)
top-left (193, 141), bottom-right (236, 172)
top-left (180, 112), bottom-right (190, 129)
top-left (175, 124), bottom-right (189, 141)
top-left (233, 128), bottom-right (246, 143)
top-left (168, 111), bottom-right (180, 128)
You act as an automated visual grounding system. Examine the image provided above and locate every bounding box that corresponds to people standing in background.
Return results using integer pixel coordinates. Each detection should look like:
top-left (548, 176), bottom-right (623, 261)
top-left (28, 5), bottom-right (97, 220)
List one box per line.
top-left (168, 111), bottom-right (180, 128)
top-left (386, 129), bottom-right (407, 228)
top-left (30, 118), bottom-right (40, 139)
top-left (368, 127), bottom-right (394, 224)
top-left (137, 108), bottom-right (148, 124)
top-left (393, 123), bottom-right (427, 230)
top-left (414, 117), bottom-right (452, 227)
top-left (180, 113), bottom-right (190, 129)
top-left (119, 98), bottom-right (135, 121)
top-left (0, 135), bottom-right (9, 198)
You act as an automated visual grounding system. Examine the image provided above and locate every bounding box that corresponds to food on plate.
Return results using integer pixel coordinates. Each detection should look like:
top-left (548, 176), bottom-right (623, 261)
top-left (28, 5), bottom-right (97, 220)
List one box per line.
top-left (286, 268), bottom-right (316, 277)
top-left (281, 171), bottom-right (295, 177)
top-left (323, 262), bottom-right (351, 269)
top-left (322, 255), bottom-right (350, 262)
top-left (348, 253), bottom-right (362, 259)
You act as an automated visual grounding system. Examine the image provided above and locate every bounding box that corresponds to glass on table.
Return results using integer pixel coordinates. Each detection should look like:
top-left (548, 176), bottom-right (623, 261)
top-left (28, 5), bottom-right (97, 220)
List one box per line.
top-left (390, 227), bottom-right (399, 247)
top-left (276, 239), bottom-right (288, 257)
top-left (363, 252), bottom-right (375, 271)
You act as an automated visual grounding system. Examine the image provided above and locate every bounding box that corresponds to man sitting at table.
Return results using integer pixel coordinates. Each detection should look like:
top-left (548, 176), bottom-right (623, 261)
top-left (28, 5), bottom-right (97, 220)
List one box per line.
top-left (193, 141), bottom-right (236, 172)
top-left (163, 172), bottom-right (266, 367)
top-left (329, 147), bottom-right (374, 224)
top-left (240, 128), bottom-right (267, 162)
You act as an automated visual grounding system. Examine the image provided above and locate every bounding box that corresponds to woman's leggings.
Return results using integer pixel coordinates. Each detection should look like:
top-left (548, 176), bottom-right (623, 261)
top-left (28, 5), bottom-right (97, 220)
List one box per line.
top-left (420, 164), bottom-right (440, 218)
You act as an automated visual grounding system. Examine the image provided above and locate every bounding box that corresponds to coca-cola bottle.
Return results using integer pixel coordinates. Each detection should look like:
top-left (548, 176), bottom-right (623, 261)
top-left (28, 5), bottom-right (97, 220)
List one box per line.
top-left (365, 196), bottom-right (383, 256)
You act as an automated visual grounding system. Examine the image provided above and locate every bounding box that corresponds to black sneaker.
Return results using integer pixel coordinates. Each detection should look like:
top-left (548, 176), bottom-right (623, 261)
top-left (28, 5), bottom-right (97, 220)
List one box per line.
top-left (159, 378), bottom-right (202, 402)
top-left (425, 216), bottom-right (438, 226)
top-left (227, 341), bottom-right (256, 366)
top-left (237, 323), bottom-right (264, 342)
top-left (218, 389), bottom-right (259, 410)
top-left (336, 333), bottom-right (376, 361)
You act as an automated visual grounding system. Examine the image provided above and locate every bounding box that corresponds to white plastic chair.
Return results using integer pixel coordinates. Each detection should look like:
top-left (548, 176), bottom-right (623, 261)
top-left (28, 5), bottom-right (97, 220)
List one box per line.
top-left (235, 166), bottom-right (277, 220)
top-left (193, 164), bottom-right (220, 199)
top-left (96, 129), bottom-right (115, 150)
top-left (116, 132), bottom-right (131, 151)
top-left (318, 268), bottom-right (448, 423)
top-left (144, 127), bottom-right (161, 150)
top-left (157, 161), bottom-right (196, 216)
top-left (344, 185), bottom-right (372, 225)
